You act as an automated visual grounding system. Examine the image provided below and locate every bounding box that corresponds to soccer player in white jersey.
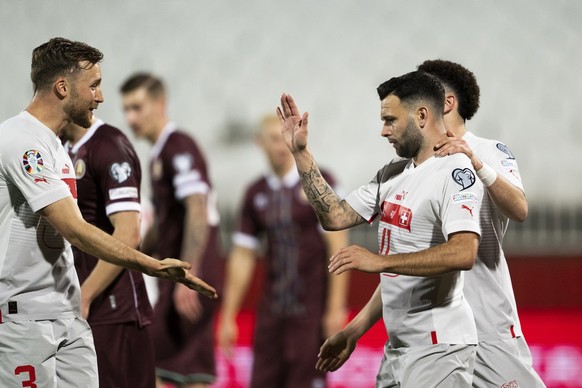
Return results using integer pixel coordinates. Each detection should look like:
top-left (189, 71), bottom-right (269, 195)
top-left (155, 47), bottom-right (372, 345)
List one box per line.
top-left (0, 37), bottom-right (216, 388)
top-left (316, 61), bottom-right (545, 387)
top-left (424, 59), bottom-right (545, 387)
top-left (277, 71), bottom-right (484, 387)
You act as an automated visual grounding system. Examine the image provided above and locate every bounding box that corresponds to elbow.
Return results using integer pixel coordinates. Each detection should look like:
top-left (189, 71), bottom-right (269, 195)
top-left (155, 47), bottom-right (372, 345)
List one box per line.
top-left (512, 203), bottom-right (528, 223)
top-left (458, 254), bottom-right (476, 271)
top-left (320, 219), bottom-right (345, 231)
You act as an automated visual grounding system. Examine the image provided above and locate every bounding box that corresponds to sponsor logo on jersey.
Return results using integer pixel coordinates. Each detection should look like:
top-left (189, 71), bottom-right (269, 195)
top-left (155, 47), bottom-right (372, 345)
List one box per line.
top-left (496, 143), bottom-right (515, 159)
top-left (74, 159), bottom-right (86, 179)
top-left (173, 153), bottom-right (193, 173)
top-left (461, 204), bottom-right (475, 217)
top-left (22, 149), bottom-right (44, 175)
top-left (451, 192), bottom-right (478, 204)
top-left (381, 201), bottom-right (412, 232)
top-left (500, 160), bottom-right (516, 167)
top-left (109, 187), bottom-right (139, 200)
top-left (34, 177), bottom-right (48, 184)
top-left (110, 162), bottom-right (132, 183)
top-left (394, 190), bottom-right (408, 201)
top-left (452, 168), bottom-right (476, 190)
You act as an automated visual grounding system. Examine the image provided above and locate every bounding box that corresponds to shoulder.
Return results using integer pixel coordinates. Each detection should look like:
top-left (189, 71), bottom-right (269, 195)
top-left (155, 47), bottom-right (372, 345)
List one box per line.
top-left (465, 131), bottom-right (516, 160)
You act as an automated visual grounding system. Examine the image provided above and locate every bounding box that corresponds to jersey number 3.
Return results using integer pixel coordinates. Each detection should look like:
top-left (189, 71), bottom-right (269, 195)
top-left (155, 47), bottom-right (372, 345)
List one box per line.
top-left (15, 365), bottom-right (37, 388)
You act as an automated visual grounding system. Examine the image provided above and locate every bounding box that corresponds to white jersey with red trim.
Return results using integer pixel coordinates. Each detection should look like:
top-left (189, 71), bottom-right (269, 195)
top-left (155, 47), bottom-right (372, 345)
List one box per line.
top-left (0, 111), bottom-right (80, 322)
top-left (462, 131), bottom-right (525, 341)
top-left (346, 154), bottom-right (483, 348)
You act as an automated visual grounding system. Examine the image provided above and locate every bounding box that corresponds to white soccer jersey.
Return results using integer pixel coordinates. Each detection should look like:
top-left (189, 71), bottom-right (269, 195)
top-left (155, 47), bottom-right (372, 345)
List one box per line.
top-left (462, 131), bottom-right (525, 341)
top-left (0, 111), bottom-right (81, 322)
top-left (346, 154), bottom-right (483, 348)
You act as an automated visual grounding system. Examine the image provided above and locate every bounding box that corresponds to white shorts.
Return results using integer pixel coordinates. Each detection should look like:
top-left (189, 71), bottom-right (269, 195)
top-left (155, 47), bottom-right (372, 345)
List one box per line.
top-left (0, 318), bottom-right (98, 388)
top-left (375, 342), bottom-right (476, 388)
top-left (473, 337), bottom-right (546, 388)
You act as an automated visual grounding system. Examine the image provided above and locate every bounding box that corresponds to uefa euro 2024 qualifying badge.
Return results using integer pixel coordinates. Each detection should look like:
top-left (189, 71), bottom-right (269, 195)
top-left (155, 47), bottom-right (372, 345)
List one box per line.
top-left (22, 150), bottom-right (44, 175)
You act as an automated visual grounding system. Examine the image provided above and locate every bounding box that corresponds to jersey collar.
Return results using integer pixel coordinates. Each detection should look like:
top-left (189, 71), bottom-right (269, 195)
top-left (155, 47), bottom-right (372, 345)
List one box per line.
top-left (266, 165), bottom-right (300, 190)
top-left (150, 122), bottom-right (177, 160)
top-left (64, 118), bottom-right (105, 155)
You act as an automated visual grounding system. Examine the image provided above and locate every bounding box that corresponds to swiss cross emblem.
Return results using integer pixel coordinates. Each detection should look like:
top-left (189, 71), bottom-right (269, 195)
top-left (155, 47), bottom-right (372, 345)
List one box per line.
top-left (381, 202), bottom-right (412, 232)
top-left (399, 210), bottom-right (411, 226)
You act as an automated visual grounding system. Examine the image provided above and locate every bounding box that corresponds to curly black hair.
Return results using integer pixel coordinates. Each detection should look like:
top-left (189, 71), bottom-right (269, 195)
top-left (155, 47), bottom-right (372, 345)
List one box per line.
top-left (417, 59), bottom-right (480, 121)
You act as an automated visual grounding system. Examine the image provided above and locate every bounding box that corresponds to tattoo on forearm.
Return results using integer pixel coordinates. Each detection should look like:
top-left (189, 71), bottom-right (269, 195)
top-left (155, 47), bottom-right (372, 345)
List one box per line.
top-left (299, 161), bottom-right (364, 227)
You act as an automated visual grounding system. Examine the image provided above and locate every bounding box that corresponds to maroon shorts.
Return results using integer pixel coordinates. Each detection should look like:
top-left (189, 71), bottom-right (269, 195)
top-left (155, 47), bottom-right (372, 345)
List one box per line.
top-left (152, 279), bottom-right (219, 385)
top-left (250, 310), bottom-right (326, 388)
top-left (91, 321), bottom-right (155, 388)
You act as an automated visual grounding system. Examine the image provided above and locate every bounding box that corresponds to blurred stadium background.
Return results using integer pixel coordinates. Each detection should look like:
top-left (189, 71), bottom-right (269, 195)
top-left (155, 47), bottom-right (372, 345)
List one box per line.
top-left (1, 1), bottom-right (581, 386)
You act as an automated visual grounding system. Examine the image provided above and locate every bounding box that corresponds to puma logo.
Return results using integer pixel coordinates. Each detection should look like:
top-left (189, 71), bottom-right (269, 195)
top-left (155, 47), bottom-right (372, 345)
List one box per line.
top-left (461, 204), bottom-right (474, 217)
top-left (34, 177), bottom-right (48, 184)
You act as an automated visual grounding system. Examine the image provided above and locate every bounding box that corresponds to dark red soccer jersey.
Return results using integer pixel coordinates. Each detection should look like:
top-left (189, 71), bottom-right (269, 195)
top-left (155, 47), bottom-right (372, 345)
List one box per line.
top-left (235, 169), bottom-right (338, 317)
top-left (65, 121), bottom-right (153, 327)
top-left (149, 127), bottom-right (221, 287)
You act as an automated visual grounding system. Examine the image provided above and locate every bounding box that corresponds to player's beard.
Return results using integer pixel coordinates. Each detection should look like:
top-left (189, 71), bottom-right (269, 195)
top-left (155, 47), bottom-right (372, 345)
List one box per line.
top-left (65, 87), bottom-right (93, 128)
top-left (394, 118), bottom-right (423, 159)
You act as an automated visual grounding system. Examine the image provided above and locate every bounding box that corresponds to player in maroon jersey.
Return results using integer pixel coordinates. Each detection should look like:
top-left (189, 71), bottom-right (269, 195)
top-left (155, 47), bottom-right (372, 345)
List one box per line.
top-left (120, 73), bottom-right (222, 388)
top-left (217, 115), bottom-right (349, 388)
top-left (62, 116), bottom-right (156, 388)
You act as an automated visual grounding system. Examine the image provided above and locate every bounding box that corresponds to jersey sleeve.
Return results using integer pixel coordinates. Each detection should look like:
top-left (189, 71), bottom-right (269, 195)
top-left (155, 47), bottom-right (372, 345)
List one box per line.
top-left (2, 139), bottom-right (71, 212)
top-left (232, 185), bottom-right (263, 250)
top-left (93, 134), bottom-right (142, 216)
top-left (483, 141), bottom-right (525, 192)
top-left (440, 155), bottom-right (483, 239)
top-left (345, 161), bottom-right (408, 223)
top-left (166, 135), bottom-right (210, 201)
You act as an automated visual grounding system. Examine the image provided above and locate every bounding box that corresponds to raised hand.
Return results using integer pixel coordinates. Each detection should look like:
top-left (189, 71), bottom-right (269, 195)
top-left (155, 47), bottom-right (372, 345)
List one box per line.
top-left (276, 93), bottom-right (309, 154)
top-left (157, 258), bottom-right (218, 299)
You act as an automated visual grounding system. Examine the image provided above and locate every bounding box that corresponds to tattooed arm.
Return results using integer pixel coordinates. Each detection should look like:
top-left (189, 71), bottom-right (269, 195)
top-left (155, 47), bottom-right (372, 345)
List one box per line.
top-left (277, 93), bottom-right (365, 230)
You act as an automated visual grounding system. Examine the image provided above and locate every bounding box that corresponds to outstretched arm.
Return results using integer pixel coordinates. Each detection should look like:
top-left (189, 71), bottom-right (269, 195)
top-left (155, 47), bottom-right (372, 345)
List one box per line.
top-left (317, 284), bottom-right (383, 372)
top-left (277, 93), bottom-right (365, 230)
top-left (40, 196), bottom-right (218, 299)
top-left (434, 130), bottom-right (527, 222)
top-left (79, 211), bottom-right (141, 319)
top-left (328, 231), bottom-right (479, 276)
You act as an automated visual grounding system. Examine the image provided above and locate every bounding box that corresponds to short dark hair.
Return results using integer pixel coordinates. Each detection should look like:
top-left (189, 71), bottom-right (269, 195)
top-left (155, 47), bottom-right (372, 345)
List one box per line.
top-left (30, 37), bottom-right (103, 92)
top-left (417, 59), bottom-right (480, 121)
top-left (377, 71), bottom-right (445, 116)
top-left (119, 72), bottom-right (165, 99)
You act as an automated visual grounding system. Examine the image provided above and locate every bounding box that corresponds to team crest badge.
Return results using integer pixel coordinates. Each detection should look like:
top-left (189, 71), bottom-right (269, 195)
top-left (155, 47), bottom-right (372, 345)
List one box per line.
top-left (496, 143), bottom-right (515, 159)
top-left (22, 150), bottom-right (44, 175)
top-left (74, 159), bottom-right (86, 179)
top-left (110, 162), bottom-right (132, 183)
top-left (452, 168), bottom-right (476, 190)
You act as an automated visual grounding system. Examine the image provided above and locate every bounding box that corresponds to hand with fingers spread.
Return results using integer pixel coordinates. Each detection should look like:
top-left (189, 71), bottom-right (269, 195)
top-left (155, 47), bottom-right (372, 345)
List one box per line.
top-left (328, 245), bottom-right (387, 275)
top-left (157, 259), bottom-right (218, 299)
top-left (316, 330), bottom-right (358, 372)
top-left (434, 129), bottom-right (483, 170)
top-left (276, 93), bottom-right (309, 154)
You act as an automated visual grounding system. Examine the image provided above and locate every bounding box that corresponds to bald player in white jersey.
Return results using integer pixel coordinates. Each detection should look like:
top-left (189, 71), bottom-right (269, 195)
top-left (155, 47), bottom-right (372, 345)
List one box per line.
top-left (0, 37), bottom-right (216, 388)
top-left (278, 71), bottom-right (483, 387)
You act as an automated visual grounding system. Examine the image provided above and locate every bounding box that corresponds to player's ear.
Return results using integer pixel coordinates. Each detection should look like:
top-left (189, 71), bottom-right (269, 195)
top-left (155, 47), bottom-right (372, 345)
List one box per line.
top-left (444, 93), bottom-right (455, 115)
top-left (417, 106), bottom-right (428, 128)
top-left (54, 77), bottom-right (68, 100)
